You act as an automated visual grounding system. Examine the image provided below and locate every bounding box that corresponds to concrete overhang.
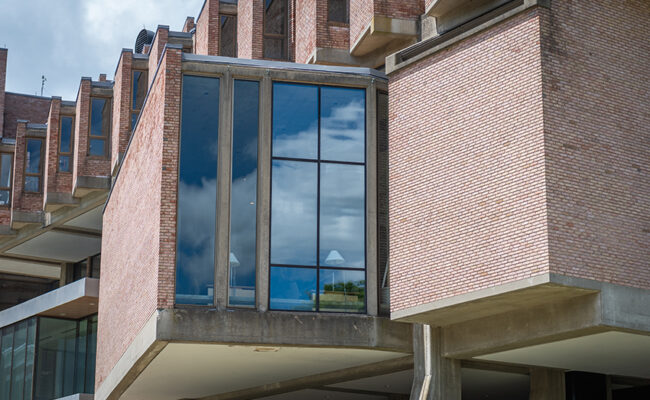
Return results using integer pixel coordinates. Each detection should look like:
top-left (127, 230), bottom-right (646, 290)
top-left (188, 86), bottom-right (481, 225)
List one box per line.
top-left (11, 210), bottom-right (44, 230)
top-left (96, 309), bottom-right (413, 400)
top-left (6, 229), bottom-right (101, 262)
top-left (0, 257), bottom-right (60, 279)
top-left (351, 16), bottom-right (418, 57)
top-left (45, 192), bottom-right (80, 212)
top-left (73, 176), bottom-right (111, 198)
top-left (0, 277), bottom-right (99, 328)
top-left (55, 394), bottom-right (94, 400)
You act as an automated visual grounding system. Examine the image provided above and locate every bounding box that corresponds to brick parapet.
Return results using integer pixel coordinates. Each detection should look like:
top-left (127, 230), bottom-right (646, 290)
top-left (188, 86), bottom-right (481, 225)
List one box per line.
top-left (72, 79), bottom-right (90, 192)
top-left (182, 16), bottom-right (196, 33)
top-left (43, 98), bottom-right (60, 201)
top-left (111, 50), bottom-right (133, 172)
top-left (196, 0), bottom-right (220, 56)
top-left (148, 26), bottom-right (169, 87)
top-left (2, 93), bottom-right (50, 140)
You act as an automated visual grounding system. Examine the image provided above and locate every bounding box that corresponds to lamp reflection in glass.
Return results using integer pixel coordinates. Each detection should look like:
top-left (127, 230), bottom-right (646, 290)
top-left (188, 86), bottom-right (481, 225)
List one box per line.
top-left (325, 250), bottom-right (344, 266)
top-left (229, 252), bottom-right (240, 287)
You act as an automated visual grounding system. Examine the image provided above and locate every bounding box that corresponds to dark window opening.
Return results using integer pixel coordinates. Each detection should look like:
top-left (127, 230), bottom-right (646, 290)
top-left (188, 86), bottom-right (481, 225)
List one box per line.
top-left (220, 15), bottom-right (237, 58)
top-left (0, 153), bottom-right (13, 205)
top-left (58, 116), bottom-right (74, 172)
top-left (24, 139), bottom-right (43, 193)
top-left (328, 0), bottom-right (349, 24)
top-left (263, 0), bottom-right (288, 60)
top-left (131, 70), bottom-right (147, 132)
top-left (89, 98), bottom-right (111, 157)
top-left (70, 254), bottom-right (101, 284)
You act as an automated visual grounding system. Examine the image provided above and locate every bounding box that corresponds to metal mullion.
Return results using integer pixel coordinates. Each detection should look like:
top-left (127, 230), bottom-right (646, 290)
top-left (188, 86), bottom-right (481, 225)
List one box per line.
top-left (30, 318), bottom-right (40, 400)
top-left (319, 266), bottom-right (365, 271)
top-left (269, 264), bottom-right (318, 270)
top-left (271, 156), bottom-right (318, 163)
top-left (316, 86), bottom-right (321, 312)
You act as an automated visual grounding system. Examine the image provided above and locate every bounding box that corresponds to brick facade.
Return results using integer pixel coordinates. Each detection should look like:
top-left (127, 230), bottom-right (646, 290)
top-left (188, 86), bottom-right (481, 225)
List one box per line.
top-left (350, 0), bottom-right (422, 47)
top-left (96, 46), bottom-right (182, 389)
top-left (238, 0), bottom-right (264, 59)
top-left (388, 9), bottom-right (548, 313)
top-left (111, 50), bottom-right (133, 172)
top-left (0, 48), bottom-right (6, 137)
top-left (195, 0), bottom-right (220, 56)
top-left (12, 122), bottom-right (46, 213)
top-left (540, 0), bottom-right (650, 289)
top-left (294, 0), bottom-right (317, 63)
top-left (2, 93), bottom-right (50, 139)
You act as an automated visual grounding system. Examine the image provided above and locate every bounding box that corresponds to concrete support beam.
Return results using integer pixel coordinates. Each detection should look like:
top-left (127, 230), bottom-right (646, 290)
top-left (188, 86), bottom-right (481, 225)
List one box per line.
top-left (256, 74), bottom-right (272, 312)
top-left (530, 368), bottom-right (566, 400)
top-left (411, 325), bottom-right (461, 400)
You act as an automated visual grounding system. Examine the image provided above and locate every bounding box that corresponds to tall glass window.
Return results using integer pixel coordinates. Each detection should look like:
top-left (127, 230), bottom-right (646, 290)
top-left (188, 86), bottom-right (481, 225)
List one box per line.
top-left (0, 319), bottom-right (37, 400)
top-left (0, 153), bottom-right (13, 205)
top-left (229, 80), bottom-right (259, 307)
top-left (89, 98), bottom-right (110, 157)
top-left (263, 0), bottom-right (288, 60)
top-left (59, 116), bottom-right (74, 172)
top-left (270, 83), bottom-right (366, 313)
top-left (24, 139), bottom-right (43, 193)
top-left (131, 70), bottom-right (148, 131)
top-left (175, 75), bottom-right (220, 305)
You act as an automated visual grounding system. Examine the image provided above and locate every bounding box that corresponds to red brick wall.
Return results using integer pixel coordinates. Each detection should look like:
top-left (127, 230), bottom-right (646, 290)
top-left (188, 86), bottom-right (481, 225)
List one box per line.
top-left (0, 48), bottom-right (6, 137)
top-left (2, 93), bottom-right (50, 139)
top-left (183, 16), bottom-right (196, 33)
top-left (388, 9), bottom-right (548, 313)
top-left (148, 27), bottom-right (168, 87)
top-left (540, 1), bottom-right (650, 289)
top-left (43, 99), bottom-right (59, 198)
top-left (111, 51), bottom-right (133, 172)
top-left (238, 0), bottom-right (264, 59)
top-left (350, 0), bottom-right (422, 47)
top-left (196, 0), bottom-right (220, 56)
top-left (12, 122), bottom-right (45, 212)
top-left (96, 47), bottom-right (182, 389)
top-left (295, 0), bottom-right (317, 63)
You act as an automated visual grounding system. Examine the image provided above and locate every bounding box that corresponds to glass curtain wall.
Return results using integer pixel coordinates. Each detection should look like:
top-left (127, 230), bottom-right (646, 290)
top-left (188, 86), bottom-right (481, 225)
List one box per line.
top-left (175, 75), bottom-right (220, 305)
top-left (229, 80), bottom-right (259, 307)
top-left (270, 83), bottom-right (366, 312)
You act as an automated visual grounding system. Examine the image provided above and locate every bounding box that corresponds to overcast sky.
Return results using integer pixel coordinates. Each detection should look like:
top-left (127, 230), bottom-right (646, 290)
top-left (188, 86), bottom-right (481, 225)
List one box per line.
top-left (0, 0), bottom-right (204, 100)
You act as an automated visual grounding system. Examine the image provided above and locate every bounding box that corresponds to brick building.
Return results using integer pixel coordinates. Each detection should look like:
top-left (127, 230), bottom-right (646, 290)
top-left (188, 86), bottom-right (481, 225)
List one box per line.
top-left (0, 0), bottom-right (648, 399)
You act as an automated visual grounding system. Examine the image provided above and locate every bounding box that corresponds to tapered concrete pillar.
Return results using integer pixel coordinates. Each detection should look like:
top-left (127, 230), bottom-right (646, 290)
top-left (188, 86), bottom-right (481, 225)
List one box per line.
top-left (530, 368), bottom-right (566, 400)
top-left (411, 324), bottom-right (461, 400)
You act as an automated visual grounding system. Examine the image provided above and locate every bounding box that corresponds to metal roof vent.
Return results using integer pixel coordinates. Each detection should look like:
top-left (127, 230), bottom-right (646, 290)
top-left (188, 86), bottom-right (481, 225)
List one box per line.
top-left (135, 29), bottom-right (154, 54)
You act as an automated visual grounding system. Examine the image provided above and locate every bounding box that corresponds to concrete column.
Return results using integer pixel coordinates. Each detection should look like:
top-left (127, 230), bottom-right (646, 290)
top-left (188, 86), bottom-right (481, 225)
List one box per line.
top-left (256, 73), bottom-right (272, 312)
top-left (411, 324), bottom-right (462, 400)
top-left (530, 368), bottom-right (566, 400)
top-left (215, 69), bottom-right (233, 310)
top-left (365, 80), bottom-right (378, 317)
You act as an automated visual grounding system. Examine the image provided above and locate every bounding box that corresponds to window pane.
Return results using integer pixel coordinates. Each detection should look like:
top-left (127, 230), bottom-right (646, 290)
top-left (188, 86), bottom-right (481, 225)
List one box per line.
top-left (272, 83), bottom-right (318, 159)
top-left (59, 156), bottom-right (70, 172)
top-left (0, 190), bottom-right (9, 206)
top-left (0, 153), bottom-right (12, 188)
top-left (89, 139), bottom-right (105, 156)
top-left (74, 320), bottom-right (87, 394)
top-left (270, 267), bottom-right (316, 311)
top-left (24, 177), bottom-right (40, 193)
top-left (132, 70), bottom-right (147, 110)
top-left (320, 163), bottom-right (365, 268)
top-left (176, 75), bottom-right (220, 305)
top-left (84, 316), bottom-right (97, 394)
top-left (271, 160), bottom-right (317, 266)
top-left (131, 113), bottom-right (138, 131)
top-left (10, 321), bottom-right (27, 400)
top-left (26, 139), bottom-right (42, 174)
top-left (34, 318), bottom-right (77, 400)
top-left (90, 98), bottom-right (110, 137)
top-left (264, 0), bottom-right (286, 34)
top-left (320, 86), bottom-right (365, 163)
top-left (1, 326), bottom-right (14, 400)
top-left (90, 254), bottom-right (101, 279)
top-left (229, 80), bottom-right (259, 307)
top-left (220, 15), bottom-right (237, 58)
top-left (328, 0), bottom-right (348, 23)
top-left (60, 116), bottom-right (73, 153)
top-left (263, 38), bottom-right (285, 60)
top-left (319, 269), bottom-right (365, 312)
top-left (24, 319), bottom-right (36, 400)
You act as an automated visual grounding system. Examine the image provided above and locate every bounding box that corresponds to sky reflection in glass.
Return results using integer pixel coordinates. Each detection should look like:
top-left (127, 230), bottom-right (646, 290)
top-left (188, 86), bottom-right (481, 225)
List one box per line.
top-left (229, 80), bottom-right (259, 307)
top-left (272, 83), bottom-right (318, 159)
top-left (270, 267), bottom-right (316, 311)
top-left (175, 75), bottom-right (219, 305)
top-left (320, 87), bottom-right (365, 163)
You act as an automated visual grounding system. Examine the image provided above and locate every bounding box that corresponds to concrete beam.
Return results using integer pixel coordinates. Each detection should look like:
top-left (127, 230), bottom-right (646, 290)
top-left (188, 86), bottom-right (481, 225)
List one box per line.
top-left (156, 308), bottom-right (413, 352)
top-left (188, 356), bottom-right (414, 400)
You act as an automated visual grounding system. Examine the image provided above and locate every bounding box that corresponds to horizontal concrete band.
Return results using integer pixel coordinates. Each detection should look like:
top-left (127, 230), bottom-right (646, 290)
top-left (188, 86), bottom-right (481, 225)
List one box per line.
top-left (96, 309), bottom-right (413, 400)
top-left (0, 277), bottom-right (99, 328)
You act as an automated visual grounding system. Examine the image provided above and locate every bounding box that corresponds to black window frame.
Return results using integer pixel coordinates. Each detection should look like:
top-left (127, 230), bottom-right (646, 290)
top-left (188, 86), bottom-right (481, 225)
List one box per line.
top-left (88, 97), bottom-right (111, 158)
top-left (24, 138), bottom-right (44, 194)
top-left (262, 0), bottom-right (289, 60)
top-left (269, 82), bottom-right (367, 314)
top-left (58, 115), bottom-right (75, 173)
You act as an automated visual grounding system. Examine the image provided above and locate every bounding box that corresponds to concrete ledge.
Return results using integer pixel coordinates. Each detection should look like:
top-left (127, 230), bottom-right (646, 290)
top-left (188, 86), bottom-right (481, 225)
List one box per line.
top-left (157, 309), bottom-right (413, 352)
top-left (0, 278), bottom-right (99, 328)
top-left (74, 176), bottom-right (111, 198)
top-left (11, 210), bottom-right (44, 229)
top-left (0, 225), bottom-right (17, 236)
top-left (351, 15), bottom-right (418, 57)
top-left (45, 192), bottom-right (81, 212)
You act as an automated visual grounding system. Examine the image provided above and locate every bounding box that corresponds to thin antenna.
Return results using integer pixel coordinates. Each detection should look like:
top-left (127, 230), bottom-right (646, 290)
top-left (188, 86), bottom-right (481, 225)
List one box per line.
top-left (40, 75), bottom-right (47, 97)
